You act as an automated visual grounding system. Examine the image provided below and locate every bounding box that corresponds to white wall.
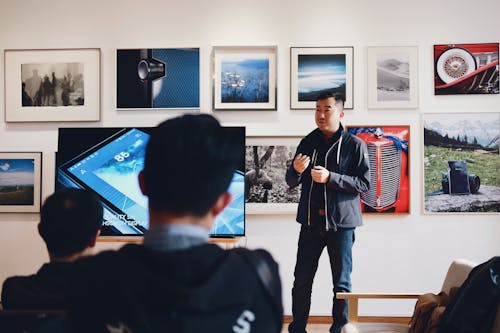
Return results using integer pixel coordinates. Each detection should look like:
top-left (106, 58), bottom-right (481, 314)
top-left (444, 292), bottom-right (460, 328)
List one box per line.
top-left (1, 0), bottom-right (499, 317)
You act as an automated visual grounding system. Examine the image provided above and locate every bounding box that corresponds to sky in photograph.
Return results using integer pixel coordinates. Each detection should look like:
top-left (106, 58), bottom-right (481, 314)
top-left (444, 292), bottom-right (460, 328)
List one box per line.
top-left (0, 159), bottom-right (35, 186)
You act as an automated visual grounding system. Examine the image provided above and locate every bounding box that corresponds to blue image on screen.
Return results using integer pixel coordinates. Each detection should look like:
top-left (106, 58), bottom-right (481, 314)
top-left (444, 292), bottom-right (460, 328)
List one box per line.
top-left (58, 127), bottom-right (244, 237)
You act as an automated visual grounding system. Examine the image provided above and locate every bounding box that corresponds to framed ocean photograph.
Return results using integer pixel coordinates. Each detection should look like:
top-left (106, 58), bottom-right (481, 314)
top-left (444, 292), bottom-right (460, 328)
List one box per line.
top-left (347, 126), bottom-right (410, 213)
top-left (290, 47), bottom-right (353, 109)
top-left (433, 43), bottom-right (499, 95)
top-left (367, 46), bottom-right (418, 109)
top-left (245, 136), bottom-right (301, 214)
top-left (423, 113), bottom-right (500, 213)
top-left (116, 48), bottom-right (200, 109)
top-left (0, 152), bottom-right (42, 213)
top-left (212, 46), bottom-right (277, 111)
top-left (4, 49), bottom-right (100, 122)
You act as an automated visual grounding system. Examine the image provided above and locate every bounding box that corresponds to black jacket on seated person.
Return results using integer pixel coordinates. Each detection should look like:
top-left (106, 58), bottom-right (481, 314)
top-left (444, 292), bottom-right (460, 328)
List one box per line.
top-left (1, 262), bottom-right (71, 310)
top-left (67, 243), bottom-right (283, 333)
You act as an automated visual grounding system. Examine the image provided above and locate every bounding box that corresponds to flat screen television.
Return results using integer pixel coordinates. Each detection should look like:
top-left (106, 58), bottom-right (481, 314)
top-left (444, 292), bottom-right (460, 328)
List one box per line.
top-left (56, 126), bottom-right (245, 238)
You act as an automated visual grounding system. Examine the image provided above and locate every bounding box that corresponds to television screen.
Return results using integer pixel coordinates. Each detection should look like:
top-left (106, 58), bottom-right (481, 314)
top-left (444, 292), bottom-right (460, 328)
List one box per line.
top-left (56, 126), bottom-right (245, 237)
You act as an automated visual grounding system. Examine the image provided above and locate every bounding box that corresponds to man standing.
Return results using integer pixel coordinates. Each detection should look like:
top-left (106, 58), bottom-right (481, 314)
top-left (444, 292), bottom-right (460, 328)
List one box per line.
top-left (286, 93), bottom-right (370, 333)
top-left (68, 114), bottom-right (283, 333)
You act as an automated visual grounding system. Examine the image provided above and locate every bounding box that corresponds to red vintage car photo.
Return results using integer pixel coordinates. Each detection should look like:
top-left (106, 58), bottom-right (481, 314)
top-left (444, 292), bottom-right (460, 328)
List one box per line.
top-left (348, 126), bottom-right (410, 213)
top-left (434, 43), bottom-right (499, 95)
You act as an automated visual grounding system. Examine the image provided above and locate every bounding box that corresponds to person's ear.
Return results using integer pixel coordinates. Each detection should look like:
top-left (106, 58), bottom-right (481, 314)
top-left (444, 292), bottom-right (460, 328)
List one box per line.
top-left (211, 192), bottom-right (232, 217)
top-left (138, 170), bottom-right (147, 195)
top-left (339, 110), bottom-right (345, 119)
top-left (88, 229), bottom-right (100, 248)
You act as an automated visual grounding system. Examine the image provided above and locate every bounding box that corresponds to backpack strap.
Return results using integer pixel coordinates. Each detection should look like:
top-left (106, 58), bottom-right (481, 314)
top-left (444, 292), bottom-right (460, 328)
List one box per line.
top-left (234, 248), bottom-right (282, 327)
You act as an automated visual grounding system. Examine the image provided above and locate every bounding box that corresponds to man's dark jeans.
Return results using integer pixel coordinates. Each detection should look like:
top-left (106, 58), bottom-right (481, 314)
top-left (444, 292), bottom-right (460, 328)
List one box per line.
top-left (288, 223), bottom-right (355, 333)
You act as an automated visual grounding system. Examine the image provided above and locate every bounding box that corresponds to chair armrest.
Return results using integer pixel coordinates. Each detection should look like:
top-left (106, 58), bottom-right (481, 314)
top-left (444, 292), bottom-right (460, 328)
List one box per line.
top-left (336, 293), bottom-right (421, 322)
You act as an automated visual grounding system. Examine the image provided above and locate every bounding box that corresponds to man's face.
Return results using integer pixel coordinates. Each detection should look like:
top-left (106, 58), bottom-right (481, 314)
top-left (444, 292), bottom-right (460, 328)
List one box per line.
top-left (315, 97), bottom-right (344, 135)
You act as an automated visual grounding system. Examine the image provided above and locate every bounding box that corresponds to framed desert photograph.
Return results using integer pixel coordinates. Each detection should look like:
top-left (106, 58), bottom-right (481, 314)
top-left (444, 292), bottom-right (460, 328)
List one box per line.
top-left (212, 46), bottom-right (277, 111)
top-left (367, 46), bottom-right (418, 109)
top-left (116, 48), bottom-right (199, 109)
top-left (423, 113), bottom-right (500, 213)
top-left (4, 48), bottom-right (100, 122)
top-left (0, 152), bottom-right (42, 213)
top-left (347, 126), bottom-right (410, 213)
top-left (290, 47), bottom-right (353, 109)
top-left (433, 43), bottom-right (499, 95)
top-left (245, 136), bottom-right (301, 214)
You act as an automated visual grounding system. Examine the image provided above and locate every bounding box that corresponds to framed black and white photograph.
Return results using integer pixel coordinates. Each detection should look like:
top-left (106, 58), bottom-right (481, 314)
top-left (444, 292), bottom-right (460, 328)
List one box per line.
top-left (212, 46), bottom-right (277, 111)
top-left (367, 46), bottom-right (418, 109)
top-left (0, 152), bottom-right (42, 213)
top-left (4, 48), bottom-right (100, 122)
top-left (245, 136), bottom-right (301, 214)
top-left (423, 113), bottom-right (500, 214)
top-left (290, 47), bottom-right (353, 109)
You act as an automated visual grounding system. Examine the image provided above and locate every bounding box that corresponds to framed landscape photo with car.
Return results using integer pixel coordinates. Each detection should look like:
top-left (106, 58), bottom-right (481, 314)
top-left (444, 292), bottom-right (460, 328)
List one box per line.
top-left (245, 136), bottom-right (301, 214)
top-left (4, 48), bottom-right (100, 122)
top-left (346, 126), bottom-right (410, 214)
top-left (367, 46), bottom-right (419, 109)
top-left (212, 46), bottom-right (277, 111)
top-left (0, 152), bottom-right (42, 213)
top-left (290, 46), bottom-right (353, 109)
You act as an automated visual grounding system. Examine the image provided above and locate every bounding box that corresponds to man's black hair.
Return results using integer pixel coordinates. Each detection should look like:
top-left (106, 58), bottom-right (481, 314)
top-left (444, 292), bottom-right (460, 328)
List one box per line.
top-left (316, 92), bottom-right (345, 106)
top-left (39, 188), bottom-right (102, 257)
top-left (143, 114), bottom-right (243, 216)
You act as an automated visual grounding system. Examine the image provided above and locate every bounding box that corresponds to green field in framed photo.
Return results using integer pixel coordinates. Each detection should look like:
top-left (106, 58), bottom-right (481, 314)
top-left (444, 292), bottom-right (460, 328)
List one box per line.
top-left (4, 48), bottom-right (100, 122)
top-left (0, 152), bottom-right (42, 213)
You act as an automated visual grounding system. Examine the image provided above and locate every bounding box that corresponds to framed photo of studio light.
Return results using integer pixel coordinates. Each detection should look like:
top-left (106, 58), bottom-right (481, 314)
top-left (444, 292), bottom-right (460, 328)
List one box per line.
top-left (423, 112), bottom-right (500, 214)
top-left (367, 46), bottom-right (419, 109)
top-left (245, 136), bottom-right (301, 214)
top-left (212, 46), bottom-right (277, 111)
top-left (4, 49), bottom-right (100, 122)
top-left (0, 152), bottom-right (42, 213)
top-left (116, 48), bottom-right (200, 109)
top-left (290, 47), bottom-right (353, 109)
top-left (346, 126), bottom-right (410, 214)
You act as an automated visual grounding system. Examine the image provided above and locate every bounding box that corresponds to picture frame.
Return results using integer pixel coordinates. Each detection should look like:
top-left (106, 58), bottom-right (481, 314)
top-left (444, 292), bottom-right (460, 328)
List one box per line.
top-left (245, 136), bottom-right (301, 214)
top-left (346, 126), bottom-right (410, 214)
top-left (116, 48), bottom-right (200, 109)
top-left (4, 48), bottom-right (101, 122)
top-left (422, 113), bottom-right (500, 214)
top-left (290, 47), bottom-right (353, 109)
top-left (0, 152), bottom-right (42, 213)
top-left (212, 46), bottom-right (277, 111)
top-left (367, 46), bottom-right (419, 109)
top-left (433, 43), bottom-right (499, 95)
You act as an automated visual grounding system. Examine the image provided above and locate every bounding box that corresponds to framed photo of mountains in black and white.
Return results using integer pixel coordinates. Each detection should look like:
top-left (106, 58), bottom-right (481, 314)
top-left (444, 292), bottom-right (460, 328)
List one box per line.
top-left (367, 46), bottom-right (418, 109)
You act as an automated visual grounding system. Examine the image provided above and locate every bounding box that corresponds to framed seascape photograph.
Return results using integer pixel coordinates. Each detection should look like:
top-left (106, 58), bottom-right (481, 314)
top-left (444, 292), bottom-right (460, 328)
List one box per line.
top-left (116, 48), bottom-right (199, 109)
top-left (245, 136), bottom-right (301, 214)
top-left (4, 49), bottom-right (100, 122)
top-left (290, 47), bottom-right (353, 109)
top-left (212, 46), bottom-right (277, 111)
top-left (0, 152), bottom-right (42, 213)
top-left (367, 46), bottom-right (418, 109)
top-left (434, 43), bottom-right (499, 95)
top-left (347, 126), bottom-right (410, 213)
top-left (423, 113), bottom-right (500, 214)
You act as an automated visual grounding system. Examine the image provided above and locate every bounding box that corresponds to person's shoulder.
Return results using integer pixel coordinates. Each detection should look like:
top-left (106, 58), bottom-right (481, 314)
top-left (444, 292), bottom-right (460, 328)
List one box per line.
top-left (343, 131), bottom-right (365, 147)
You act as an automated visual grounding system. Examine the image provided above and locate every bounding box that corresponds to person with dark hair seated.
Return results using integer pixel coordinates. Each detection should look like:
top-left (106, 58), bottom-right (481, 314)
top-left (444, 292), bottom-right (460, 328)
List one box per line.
top-left (68, 114), bottom-right (283, 333)
top-left (1, 188), bottom-right (103, 310)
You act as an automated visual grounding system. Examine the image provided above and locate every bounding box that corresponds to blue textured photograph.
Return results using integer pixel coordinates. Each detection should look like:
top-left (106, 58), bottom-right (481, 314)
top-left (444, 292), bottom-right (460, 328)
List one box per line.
top-left (297, 54), bottom-right (346, 102)
top-left (220, 58), bottom-right (269, 103)
top-left (117, 48), bottom-right (199, 109)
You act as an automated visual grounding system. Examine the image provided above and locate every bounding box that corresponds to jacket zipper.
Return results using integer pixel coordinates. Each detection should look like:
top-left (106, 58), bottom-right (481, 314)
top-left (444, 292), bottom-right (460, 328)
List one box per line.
top-left (324, 135), bottom-right (342, 232)
top-left (307, 149), bottom-right (318, 226)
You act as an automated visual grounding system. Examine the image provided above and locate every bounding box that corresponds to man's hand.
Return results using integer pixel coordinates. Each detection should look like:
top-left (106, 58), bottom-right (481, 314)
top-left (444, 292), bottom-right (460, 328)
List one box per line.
top-left (293, 153), bottom-right (310, 174)
top-left (311, 166), bottom-right (330, 183)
